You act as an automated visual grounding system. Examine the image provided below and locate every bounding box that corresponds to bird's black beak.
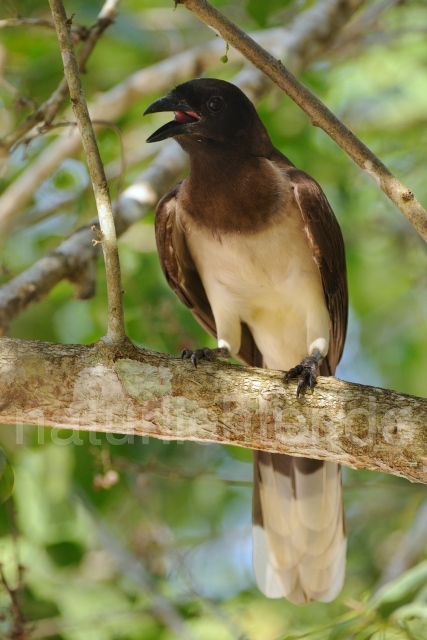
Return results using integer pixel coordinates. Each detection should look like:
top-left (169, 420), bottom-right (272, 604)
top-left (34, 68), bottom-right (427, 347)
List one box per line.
top-left (144, 93), bottom-right (200, 143)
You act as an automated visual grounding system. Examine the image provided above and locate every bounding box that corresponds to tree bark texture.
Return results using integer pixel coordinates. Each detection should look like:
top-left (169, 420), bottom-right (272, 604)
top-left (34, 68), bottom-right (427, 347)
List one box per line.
top-left (1, 337), bottom-right (426, 484)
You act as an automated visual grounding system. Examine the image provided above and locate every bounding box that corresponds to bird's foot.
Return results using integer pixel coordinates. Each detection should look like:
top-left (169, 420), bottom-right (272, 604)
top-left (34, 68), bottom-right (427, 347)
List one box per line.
top-left (284, 355), bottom-right (319, 398)
top-left (181, 346), bottom-right (230, 368)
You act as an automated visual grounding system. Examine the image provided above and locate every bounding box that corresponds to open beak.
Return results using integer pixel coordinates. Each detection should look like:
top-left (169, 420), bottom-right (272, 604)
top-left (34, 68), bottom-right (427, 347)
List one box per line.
top-left (144, 93), bottom-right (200, 143)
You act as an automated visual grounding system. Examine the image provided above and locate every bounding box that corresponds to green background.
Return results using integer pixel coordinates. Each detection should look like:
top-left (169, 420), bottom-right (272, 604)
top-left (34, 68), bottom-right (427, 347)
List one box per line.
top-left (0, 0), bottom-right (427, 638)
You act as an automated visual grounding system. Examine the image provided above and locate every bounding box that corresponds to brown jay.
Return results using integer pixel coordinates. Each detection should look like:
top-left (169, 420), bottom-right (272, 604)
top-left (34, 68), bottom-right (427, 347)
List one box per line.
top-left (144, 78), bottom-right (348, 604)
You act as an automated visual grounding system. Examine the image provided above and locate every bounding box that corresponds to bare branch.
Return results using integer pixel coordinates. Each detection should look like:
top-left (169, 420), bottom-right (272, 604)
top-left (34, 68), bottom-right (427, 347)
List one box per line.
top-left (49, 0), bottom-right (125, 344)
top-left (17, 143), bottom-right (157, 229)
top-left (330, 0), bottom-right (399, 54)
top-left (0, 0), bottom-right (365, 235)
top-left (178, 0), bottom-right (427, 243)
top-left (0, 0), bottom-right (120, 155)
top-left (0, 17), bottom-right (88, 36)
top-left (1, 337), bottom-right (427, 485)
top-left (0, 562), bottom-right (27, 640)
top-left (0, 142), bottom-right (185, 334)
top-left (0, 0), bottom-right (365, 328)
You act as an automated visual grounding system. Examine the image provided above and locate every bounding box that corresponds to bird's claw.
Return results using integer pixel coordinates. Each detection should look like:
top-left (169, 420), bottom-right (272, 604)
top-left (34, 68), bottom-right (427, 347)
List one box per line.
top-left (284, 355), bottom-right (319, 398)
top-left (181, 347), bottom-right (213, 368)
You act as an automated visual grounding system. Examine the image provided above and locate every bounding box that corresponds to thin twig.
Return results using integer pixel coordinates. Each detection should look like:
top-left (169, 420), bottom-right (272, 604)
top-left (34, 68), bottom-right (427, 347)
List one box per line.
top-left (0, 0), bottom-right (366, 235)
top-left (330, 0), bottom-right (399, 51)
top-left (0, 563), bottom-right (28, 640)
top-left (17, 118), bottom-right (127, 200)
top-left (0, 0), bottom-right (120, 154)
top-left (0, 78), bottom-right (37, 110)
top-left (48, 0), bottom-right (126, 344)
top-left (178, 0), bottom-right (427, 242)
top-left (0, 0), bottom-right (365, 329)
top-left (18, 144), bottom-right (157, 229)
top-left (0, 17), bottom-right (89, 37)
top-left (0, 142), bottom-right (185, 335)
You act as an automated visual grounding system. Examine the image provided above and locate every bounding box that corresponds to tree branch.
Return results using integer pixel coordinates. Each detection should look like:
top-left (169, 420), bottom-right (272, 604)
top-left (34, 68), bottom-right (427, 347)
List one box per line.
top-left (1, 337), bottom-right (426, 485)
top-left (0, 0), bottom-right (120, 155)
top-left (0, 142), bottom-right (186, 335)
top-left (0, 562), bottom-right (26, 640)
top-left (0, 17), bottom-right (88, 36)
top-left (0, 0), bottom-right (369, 331)
top-left (178, 0), bottom-right (427, 243)
top-left (0, 0), bottom-right (367, 235)
top-left (49, 0), bottom-right (125, 344)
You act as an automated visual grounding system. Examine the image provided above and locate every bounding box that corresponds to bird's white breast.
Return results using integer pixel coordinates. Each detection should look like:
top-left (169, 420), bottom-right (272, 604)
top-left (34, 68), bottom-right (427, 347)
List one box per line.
top-left (181, 206), bottom-right (330, 370)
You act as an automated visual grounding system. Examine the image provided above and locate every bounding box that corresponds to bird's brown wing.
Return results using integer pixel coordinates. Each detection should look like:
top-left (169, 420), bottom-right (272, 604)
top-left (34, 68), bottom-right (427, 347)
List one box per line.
top-left (271, 152), bottom-right (348, 375)
top-left (155, 181), bottom-right (263, 367)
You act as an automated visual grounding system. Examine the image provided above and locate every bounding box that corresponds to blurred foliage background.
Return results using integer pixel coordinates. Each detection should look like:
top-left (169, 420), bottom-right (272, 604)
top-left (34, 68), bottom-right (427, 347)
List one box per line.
top-left (0, 0), bottom-right (427, 638)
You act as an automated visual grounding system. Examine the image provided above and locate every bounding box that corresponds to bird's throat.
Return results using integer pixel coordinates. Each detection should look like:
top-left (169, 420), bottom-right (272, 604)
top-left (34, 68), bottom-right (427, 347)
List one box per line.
top-left (182, 154), bottom-right (288, 234)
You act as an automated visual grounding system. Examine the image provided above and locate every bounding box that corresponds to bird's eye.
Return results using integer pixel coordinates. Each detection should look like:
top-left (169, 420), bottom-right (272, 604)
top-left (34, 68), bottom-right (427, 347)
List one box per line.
top-left (207, 96), bottom-right (224, 113)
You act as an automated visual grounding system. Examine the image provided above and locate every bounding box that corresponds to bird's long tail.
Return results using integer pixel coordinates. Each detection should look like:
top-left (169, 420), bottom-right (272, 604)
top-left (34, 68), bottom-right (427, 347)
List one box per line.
top-left (252, 451), bottom-right (346, 604)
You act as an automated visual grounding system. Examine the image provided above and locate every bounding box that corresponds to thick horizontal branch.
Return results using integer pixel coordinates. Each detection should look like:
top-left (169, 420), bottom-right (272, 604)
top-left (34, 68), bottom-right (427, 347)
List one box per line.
top-left (1, 337), bottom-right (426, 484)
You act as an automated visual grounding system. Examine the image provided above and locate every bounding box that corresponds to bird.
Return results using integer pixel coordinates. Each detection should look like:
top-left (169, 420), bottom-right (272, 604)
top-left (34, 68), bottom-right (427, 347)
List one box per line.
top-left (144, 78), bottom-right (348, 604)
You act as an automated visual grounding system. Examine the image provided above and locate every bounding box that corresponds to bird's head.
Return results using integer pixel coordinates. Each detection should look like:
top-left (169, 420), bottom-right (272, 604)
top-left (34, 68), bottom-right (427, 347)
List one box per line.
top-left (144, 78), bottom-right (270, 151)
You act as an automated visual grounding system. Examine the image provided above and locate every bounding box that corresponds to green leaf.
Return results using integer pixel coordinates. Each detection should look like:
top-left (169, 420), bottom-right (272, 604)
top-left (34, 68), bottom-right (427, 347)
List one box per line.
top-left (45, 541), bottom-right (85, 567)
top-left (0, 448), bottom-right (14, 505)
top-left (371, 560), bottom-right (427, 616)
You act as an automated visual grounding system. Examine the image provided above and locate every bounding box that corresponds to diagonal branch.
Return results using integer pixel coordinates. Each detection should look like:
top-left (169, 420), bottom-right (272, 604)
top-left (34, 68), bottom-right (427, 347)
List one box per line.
top-left (0, 0), bottom-right (368, 236)
top-left (0, 0), bottom-right (368, 330)
top-left (178, 0), bottom-right (427, 243)
top-left (1, 336), bottom-right (426, 485)
top-left (0, 0), bottom-right (120, 155)
top-left (0, 142), bottom-right (186, 335)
